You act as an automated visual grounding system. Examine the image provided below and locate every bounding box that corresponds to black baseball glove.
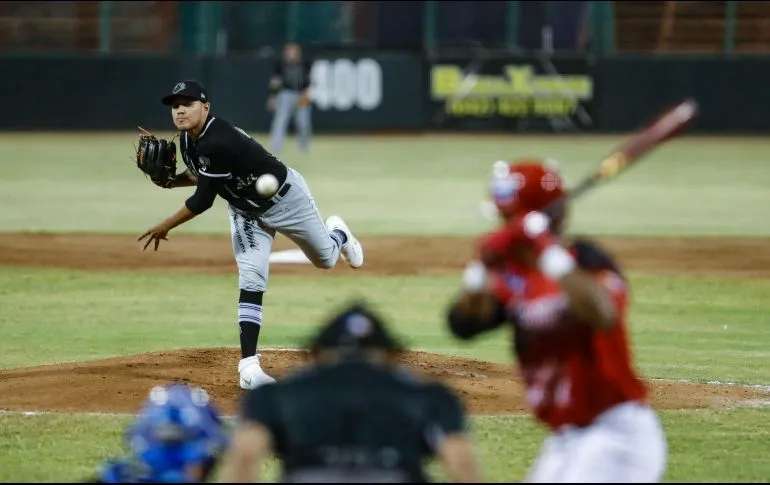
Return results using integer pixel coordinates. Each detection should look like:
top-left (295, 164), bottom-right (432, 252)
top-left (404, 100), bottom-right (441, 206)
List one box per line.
top-left (136, 128), bottom-right (177, 188)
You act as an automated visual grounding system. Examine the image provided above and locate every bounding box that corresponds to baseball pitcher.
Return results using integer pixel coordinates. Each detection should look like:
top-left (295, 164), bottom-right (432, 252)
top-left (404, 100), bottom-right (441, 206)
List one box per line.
top-left (447, 160), bottom-right (667, 482)
top-left (136, 80), bottom-right (364, 389)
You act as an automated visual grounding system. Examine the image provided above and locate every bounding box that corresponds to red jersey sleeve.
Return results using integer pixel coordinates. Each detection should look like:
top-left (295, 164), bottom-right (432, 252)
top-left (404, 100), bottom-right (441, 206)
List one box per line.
top-left (478, 227), bottom-right (516, 268)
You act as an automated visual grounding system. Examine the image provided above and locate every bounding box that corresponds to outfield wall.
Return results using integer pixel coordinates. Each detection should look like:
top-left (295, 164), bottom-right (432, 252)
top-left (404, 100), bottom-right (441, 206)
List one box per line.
top-left (593, 57), bottom-right (770, 132)
top-left (1, 54), bottom-right (768, 132)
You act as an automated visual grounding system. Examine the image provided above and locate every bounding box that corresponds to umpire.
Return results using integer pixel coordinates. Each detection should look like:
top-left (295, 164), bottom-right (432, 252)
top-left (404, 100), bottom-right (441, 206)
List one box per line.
top-left (219, 303), bottom-right (480, 483)
top-left (268, 42), bottom-right (312, 154)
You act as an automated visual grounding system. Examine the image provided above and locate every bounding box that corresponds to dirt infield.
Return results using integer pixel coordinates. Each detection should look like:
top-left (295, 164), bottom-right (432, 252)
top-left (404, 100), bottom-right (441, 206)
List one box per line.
top-left (1, 233), bottom-right (769, 277)
top-left (1, 348), bottom-right (767, 416)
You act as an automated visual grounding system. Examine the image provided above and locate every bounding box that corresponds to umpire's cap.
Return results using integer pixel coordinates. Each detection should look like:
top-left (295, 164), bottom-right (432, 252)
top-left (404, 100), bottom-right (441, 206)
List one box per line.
top-left (162, 80), bottom-right (209, 106)
top-left (310, 303), bottom-right (402, 354)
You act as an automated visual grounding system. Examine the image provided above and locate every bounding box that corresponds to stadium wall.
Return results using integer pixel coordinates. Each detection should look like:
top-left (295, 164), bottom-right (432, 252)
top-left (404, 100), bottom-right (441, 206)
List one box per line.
top-left (0, 55), bottom-right (767, 132)
top-left (593, 56), bottom-right (770, 132)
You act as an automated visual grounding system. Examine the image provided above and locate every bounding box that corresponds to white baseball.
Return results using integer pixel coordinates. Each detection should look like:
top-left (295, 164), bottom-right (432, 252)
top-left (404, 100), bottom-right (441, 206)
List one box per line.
top-left (255, 174), bottom-right (279, 197)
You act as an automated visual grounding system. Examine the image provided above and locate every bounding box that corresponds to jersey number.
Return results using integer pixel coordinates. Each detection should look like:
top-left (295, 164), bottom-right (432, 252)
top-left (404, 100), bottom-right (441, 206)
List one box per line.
top-left (526, 362), bottom-right (572, 409)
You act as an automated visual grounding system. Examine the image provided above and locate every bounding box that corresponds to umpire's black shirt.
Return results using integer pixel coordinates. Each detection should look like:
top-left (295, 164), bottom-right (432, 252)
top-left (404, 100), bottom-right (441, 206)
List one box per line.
top-left (241, 357), bottom-right (466, 482)
top-left (181, 114), bottom-right (288, 214)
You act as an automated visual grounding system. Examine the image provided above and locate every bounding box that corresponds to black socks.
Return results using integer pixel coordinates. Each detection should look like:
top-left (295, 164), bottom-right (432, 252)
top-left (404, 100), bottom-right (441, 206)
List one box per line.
top-left (239, 322), bottom-right (260, 358)
top-left (238, 289), bottom-right (263, 358)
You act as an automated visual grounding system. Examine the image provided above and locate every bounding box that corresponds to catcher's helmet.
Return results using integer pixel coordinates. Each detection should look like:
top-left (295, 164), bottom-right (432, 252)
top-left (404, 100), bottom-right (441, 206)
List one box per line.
top-left (100, 383), bottom-right (228, 483)
top-left (489, 159), bottom-right (565, 219)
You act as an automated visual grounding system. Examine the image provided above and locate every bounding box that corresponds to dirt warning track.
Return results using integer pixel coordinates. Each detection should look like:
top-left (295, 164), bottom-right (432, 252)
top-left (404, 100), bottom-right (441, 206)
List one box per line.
top-left (1, 233), bottom-right (769, 277)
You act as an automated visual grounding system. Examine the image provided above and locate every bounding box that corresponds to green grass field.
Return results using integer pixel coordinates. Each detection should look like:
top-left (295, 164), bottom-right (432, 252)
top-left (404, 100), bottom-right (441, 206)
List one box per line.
top-left (2, 268), bottom-right (769, 384)
top-left (1, 133), bottom-right (769, 236)
top-left (2, 409), bottom-right (768, 482)
top-left (1, 133), bottom-right (769, 482)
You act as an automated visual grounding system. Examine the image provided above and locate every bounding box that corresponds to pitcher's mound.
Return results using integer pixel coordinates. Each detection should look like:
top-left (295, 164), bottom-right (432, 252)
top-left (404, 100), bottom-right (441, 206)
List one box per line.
top-left (1, 348), bottom-right (767, 415)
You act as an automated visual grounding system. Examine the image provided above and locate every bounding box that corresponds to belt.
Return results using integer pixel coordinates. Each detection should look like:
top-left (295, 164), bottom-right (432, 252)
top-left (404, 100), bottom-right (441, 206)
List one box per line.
top-left (247, 182), bottom-right (291, 212)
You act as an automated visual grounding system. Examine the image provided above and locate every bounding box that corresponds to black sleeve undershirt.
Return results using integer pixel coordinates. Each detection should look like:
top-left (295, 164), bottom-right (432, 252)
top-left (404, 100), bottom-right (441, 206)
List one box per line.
top-left (185, 174), bottom-right (219, 214)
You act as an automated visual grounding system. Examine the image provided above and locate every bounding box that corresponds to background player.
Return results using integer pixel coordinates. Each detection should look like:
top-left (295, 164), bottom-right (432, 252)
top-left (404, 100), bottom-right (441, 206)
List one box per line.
top-left (138, 80), bottom-right (364, 389)
top-left (97, 383), bottom-right (228, 483)
top-left (447, 160), bottom-right (667, 482)
top-left (267, 42), bottom-right (312, 154)
top-left (219, 303), bottom-right (480, 483)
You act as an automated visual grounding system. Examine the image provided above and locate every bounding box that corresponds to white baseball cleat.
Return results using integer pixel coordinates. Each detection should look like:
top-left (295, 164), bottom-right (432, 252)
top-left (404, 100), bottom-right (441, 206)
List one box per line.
top-left (238, 355), bottom-right (276, 390)
top-left (326, 215), bottom-right (364, 268)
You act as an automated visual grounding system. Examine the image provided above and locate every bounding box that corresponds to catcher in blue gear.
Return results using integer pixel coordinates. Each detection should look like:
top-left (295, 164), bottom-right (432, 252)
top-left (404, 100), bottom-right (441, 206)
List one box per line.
top-left (97, 383), bottom-right (228, 483)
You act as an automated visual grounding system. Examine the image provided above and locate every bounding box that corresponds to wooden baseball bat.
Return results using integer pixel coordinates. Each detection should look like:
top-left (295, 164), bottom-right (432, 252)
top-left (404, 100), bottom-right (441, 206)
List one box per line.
top-left (565, 98), bottom-right (699, 202)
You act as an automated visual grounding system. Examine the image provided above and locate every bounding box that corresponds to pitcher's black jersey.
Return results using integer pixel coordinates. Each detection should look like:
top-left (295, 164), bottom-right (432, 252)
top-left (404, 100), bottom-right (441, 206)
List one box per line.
top-left (180, 115), bottom-right (288, 214)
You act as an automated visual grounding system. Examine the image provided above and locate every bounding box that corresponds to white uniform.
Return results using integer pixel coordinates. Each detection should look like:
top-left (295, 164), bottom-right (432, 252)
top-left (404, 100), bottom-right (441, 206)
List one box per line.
top-left (527, 401), bottom-right (667, 483)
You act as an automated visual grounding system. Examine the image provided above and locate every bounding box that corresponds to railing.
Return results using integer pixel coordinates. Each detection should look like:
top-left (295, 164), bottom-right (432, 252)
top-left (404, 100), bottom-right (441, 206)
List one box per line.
top-left (615, 1), bottom-right (770, 55)
top-left (0, 1), bottom-right (768, 56)
top-left (0, 1), bottom-right (177, 53)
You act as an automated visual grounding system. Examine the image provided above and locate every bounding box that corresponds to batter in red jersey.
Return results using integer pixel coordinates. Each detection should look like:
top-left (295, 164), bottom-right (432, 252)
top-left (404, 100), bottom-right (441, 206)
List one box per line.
top-left (447, 160), bottom-right (666, 482)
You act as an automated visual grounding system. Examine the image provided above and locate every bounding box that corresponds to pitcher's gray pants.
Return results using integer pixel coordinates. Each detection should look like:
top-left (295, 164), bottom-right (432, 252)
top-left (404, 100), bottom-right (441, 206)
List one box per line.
top-left (229, 168), bottom-right (342, 325)
top-left (270, 89), bottom-right (312, 154)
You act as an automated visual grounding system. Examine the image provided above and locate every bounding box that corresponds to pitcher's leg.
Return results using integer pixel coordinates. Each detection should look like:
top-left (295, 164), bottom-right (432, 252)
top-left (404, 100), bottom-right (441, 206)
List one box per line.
top-left (229, 207), bottom-right (277, 389)
top-left (261, 169), bottom-right (350, 269)
top-left (282, 193), bottom-right (342, 269)
top-left (230, 208), bottom-right (272, 345)
top-left (230, 207), bottom-right (274, 295)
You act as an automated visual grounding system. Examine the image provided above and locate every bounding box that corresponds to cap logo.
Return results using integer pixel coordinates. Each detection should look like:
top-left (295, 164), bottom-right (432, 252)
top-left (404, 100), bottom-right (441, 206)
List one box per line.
top-left (201, 93), bottom-right (206, 100)
top-left (172, 82), bottom-right (186, 94)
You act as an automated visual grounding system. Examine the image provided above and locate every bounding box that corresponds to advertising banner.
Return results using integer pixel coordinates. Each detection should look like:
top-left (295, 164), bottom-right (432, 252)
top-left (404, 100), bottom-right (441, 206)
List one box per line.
top-left (428, 57), bottom-right (595, 131)
top-left (3, 55), bottom-right (769, 132)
